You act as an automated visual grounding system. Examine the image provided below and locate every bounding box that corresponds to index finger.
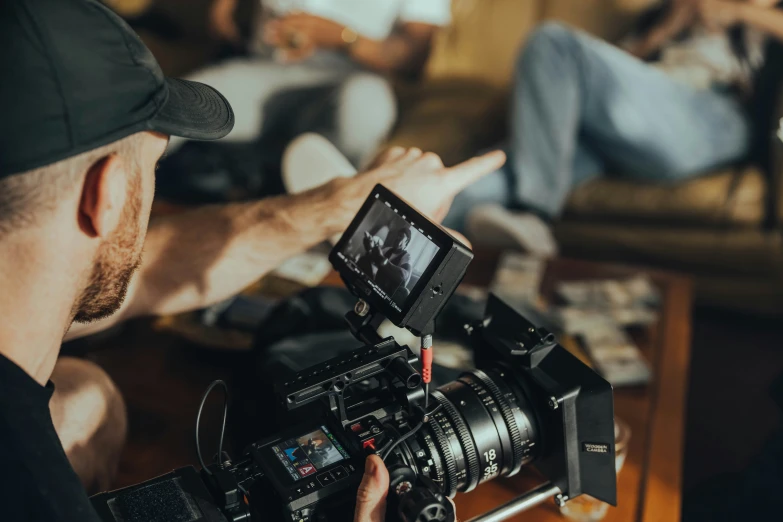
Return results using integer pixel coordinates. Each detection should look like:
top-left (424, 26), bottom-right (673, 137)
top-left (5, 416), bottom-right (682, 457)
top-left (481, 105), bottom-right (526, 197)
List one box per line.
top-left (443, 150), bottom-right (506, 193)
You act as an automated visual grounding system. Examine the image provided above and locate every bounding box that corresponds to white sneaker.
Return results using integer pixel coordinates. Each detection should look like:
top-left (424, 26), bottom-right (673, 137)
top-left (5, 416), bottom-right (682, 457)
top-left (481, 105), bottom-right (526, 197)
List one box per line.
top-left (282, 133), bottom-right (357, 194)
top-left (465, 204), bottom-right (558, 258)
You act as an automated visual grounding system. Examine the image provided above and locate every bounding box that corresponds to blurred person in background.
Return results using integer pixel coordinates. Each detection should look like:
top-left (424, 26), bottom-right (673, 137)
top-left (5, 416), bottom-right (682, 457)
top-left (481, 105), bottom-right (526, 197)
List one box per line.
top-left (443, 0), bottom-right (783, 257)
top-left (167, 0), bottom-right (450, 172)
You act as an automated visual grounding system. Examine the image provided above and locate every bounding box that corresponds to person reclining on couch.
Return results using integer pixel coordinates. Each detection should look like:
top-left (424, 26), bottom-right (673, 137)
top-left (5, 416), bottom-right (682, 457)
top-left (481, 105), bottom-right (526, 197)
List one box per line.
top-left (165, 0), bottom-right (450, 171)
top-left (442, 0), bottom-right (783, 257)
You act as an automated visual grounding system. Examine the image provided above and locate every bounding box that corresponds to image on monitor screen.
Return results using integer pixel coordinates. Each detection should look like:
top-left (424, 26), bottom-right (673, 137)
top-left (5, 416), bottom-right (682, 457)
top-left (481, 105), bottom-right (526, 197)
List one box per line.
top-left (271, 426), bottom-right (350, 481)
top-left (337, 197), bottom-right (440, 311)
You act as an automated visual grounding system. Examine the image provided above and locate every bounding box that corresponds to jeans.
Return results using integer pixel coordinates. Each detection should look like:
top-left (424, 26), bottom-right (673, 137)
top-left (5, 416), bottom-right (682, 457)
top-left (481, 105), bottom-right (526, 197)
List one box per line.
top-left (443, 22), bottom-right (751, 231)
top-left (168, 51), bottom-right (397, 166)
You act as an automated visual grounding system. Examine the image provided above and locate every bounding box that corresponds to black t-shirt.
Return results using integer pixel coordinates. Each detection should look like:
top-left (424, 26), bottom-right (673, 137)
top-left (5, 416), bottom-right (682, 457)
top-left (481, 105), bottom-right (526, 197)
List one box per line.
top-left (0, 353), bottom-right (102, 521)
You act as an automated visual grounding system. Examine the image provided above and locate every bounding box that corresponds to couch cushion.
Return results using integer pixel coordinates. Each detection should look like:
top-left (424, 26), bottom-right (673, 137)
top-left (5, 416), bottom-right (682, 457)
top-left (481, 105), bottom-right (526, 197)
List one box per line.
top-left (425, 0), bottom-right (541, 88)
top-left (554, 223), bottom-right (783, 313)
top-left (564, 167), bottom-right (766, 227)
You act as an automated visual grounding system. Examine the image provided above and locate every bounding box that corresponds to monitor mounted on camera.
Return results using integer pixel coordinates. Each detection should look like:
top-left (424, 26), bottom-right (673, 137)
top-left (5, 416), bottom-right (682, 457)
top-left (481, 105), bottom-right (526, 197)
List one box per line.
top-left (328, 184), bottom-right (473, 336)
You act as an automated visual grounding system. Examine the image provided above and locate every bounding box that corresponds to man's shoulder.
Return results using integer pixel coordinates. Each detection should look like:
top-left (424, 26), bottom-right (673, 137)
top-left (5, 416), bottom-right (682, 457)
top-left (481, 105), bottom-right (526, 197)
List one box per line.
top-left (0, 408), bottom-right (102, 521)
top-left (0, 426), bottom-right (38, 518)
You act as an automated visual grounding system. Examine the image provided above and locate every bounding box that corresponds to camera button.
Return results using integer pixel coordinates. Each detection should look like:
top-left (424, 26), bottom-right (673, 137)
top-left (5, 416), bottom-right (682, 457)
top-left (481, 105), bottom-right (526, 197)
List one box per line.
top-left (317, 472), bottom-right (335, 487)
top-left (331, 466), bottom-right (347, 480)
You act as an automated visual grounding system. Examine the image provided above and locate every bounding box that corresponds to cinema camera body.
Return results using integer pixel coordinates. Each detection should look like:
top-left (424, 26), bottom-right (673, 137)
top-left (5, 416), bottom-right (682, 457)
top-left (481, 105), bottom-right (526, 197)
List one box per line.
top-left (90, 185), bottom-right (617, 522)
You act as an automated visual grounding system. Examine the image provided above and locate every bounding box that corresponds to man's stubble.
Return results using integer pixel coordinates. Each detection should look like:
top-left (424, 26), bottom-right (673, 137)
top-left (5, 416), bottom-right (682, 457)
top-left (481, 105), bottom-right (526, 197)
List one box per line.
top-left (72, 173), bottom-right (144, 323)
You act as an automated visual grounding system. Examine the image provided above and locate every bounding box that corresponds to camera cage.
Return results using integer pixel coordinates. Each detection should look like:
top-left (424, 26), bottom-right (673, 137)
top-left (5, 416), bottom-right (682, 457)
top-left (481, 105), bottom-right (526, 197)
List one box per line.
top-left (274, 305), bottom-right (428, 427)
top-left (280, 184), bottom-right (616, 514)
top-left (273, 293), bottom-right (617, 512)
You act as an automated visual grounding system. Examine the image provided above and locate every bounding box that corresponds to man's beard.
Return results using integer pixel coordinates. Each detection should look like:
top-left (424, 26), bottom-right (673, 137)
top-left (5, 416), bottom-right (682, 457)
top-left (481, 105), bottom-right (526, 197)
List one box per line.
top-left (72, 178), bottom-right (143, 323)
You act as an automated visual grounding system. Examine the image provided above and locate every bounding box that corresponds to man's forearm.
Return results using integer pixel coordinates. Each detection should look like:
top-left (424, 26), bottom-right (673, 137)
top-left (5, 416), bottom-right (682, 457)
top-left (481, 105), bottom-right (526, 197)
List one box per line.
top-left (64, 146), bottom-right (507, 340)
top-left (126, 181), bottom-right (354, 318)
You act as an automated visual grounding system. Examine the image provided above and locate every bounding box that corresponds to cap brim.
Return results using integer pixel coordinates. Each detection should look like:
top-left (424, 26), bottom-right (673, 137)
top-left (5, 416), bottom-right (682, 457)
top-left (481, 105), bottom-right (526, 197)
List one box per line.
top-left (148, 78), bottom-right (234, 141)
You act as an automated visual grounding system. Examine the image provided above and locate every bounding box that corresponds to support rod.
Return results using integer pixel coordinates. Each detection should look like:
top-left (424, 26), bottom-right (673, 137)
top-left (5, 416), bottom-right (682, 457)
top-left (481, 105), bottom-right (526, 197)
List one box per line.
top-left (465, 482), bottom-right (561, 522)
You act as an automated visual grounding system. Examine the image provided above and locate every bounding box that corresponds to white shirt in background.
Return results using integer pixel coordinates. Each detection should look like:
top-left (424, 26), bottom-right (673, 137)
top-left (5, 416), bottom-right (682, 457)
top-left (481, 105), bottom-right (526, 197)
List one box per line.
top-left (263, 0), bottom-right (452, 40)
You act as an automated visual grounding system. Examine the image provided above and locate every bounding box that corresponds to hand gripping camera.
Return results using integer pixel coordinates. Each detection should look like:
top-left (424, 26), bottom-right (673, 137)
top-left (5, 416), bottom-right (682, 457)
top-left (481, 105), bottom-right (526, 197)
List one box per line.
top-left (91, 185), bottom-right (616, 522)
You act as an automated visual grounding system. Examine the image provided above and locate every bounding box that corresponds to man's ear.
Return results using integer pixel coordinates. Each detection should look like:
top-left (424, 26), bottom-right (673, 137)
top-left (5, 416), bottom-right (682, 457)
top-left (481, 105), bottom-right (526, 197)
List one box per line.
top-left (78, 154), bottom-right (128, 238)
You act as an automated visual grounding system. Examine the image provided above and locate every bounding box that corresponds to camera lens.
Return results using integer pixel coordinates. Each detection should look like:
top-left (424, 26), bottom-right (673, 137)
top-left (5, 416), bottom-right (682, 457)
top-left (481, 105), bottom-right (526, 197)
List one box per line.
top-left (413, 367), bottom-right (540, 496)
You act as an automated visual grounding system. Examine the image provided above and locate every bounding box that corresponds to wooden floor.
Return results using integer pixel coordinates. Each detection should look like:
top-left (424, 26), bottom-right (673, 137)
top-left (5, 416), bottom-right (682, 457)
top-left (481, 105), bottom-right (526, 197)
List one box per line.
top-left (67, 306), bottom-right (783, 514)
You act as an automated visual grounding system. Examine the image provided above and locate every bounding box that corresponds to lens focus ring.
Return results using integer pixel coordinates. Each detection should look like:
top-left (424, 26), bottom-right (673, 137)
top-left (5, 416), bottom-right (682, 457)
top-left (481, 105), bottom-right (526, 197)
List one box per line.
top-left (468, 369), bottom-right (526, 473)
top-left (419, 431), bottom-right (445, 494)
top-left (427, 412), bottom-right (457, 497)
top-left (431, 390), bottom-right (480, 491)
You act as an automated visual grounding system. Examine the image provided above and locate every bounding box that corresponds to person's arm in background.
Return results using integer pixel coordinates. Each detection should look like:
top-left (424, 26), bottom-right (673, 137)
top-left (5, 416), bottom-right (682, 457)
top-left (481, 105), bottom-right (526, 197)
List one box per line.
top-left (65, 148), bottom-right (505, 341)
top-left (625, 0), bottom-right (700, 59)
top-left (264, 0), bottom-right (450, 75)
top-left (344, 22), bottom-right (439, 76)
top-left (264, 17), bottom-right (439, 75)
top-left (377, 251), bottom-right (411, 287)
top-left (702, 0), bottom-right (783, 43)
top-left (209, 0), bottom-right (241, 44)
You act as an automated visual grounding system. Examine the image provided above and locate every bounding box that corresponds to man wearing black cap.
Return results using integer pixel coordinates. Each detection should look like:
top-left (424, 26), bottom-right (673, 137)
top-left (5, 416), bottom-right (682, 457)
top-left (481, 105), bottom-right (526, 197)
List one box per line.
top-left (0, 0), bottom-right (504, 519)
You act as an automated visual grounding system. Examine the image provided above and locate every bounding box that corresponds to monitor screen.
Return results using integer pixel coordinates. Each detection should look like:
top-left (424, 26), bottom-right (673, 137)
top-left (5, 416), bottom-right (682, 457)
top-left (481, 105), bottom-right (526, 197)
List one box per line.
top-left (334, 195), bottom-right (440, 313)
top-left (271, 426), bottom-right (350, 482)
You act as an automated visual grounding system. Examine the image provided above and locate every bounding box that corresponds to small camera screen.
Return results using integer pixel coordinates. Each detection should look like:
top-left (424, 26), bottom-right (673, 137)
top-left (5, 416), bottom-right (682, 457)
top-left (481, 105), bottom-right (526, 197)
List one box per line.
top-left (271, 426), bottom-right (350, 481)
top-left (335, 195), bottom-right (441, 312)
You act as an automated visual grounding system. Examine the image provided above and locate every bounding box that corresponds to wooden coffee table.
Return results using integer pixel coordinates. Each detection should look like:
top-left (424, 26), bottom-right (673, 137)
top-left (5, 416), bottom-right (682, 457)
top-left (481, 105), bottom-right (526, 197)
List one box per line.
top-left (448, 254), bottom-right (693, 522)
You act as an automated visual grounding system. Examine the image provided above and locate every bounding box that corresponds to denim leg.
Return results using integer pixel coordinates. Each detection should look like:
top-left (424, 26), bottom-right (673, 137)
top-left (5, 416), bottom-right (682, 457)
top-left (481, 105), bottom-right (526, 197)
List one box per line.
top-left (508, 22), bottom-right (750, 217)
top-left (572, 139), bottom-right (604, 187)
top-left (442, 138), bottom-right (602, 232)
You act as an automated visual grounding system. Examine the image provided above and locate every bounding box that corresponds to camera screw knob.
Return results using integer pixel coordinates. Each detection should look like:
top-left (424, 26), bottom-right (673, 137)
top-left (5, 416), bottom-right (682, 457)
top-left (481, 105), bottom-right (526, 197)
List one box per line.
top-left (354, 300), bottom-right (370, 317)
top-left (548, 396), bottom-right (559, 410)
top-left (554, 494), bottom-right (569, 507)
top-left (395, 481), bottom-right (413, 496)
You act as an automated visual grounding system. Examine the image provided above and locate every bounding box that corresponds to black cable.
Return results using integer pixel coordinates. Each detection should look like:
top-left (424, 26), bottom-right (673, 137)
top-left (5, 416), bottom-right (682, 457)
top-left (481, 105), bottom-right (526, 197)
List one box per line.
top-left (381, 418), bottom-right (425, 461)
top-left (195, 379), bottom-right (230, 476)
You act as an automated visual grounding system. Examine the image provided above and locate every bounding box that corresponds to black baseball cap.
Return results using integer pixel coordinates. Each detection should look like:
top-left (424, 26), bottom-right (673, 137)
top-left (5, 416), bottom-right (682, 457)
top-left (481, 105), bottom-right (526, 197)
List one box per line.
top-left (0, 0), bottom-right (235, 177)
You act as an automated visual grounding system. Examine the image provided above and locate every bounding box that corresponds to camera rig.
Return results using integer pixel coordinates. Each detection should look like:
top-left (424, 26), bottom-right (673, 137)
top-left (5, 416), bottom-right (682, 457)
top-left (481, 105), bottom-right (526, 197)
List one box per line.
top-left (90, 185), bottom-right (615, 522)
top-left (271, 293), bottom-right (616, 522)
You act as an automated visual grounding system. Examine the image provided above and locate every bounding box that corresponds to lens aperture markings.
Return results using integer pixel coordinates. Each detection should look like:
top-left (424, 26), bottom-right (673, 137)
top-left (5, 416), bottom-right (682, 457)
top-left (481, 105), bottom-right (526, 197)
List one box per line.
top-left (431, 390), bottom-right (481, 493)
top-left (439, 380), bottom-right (504, 489)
